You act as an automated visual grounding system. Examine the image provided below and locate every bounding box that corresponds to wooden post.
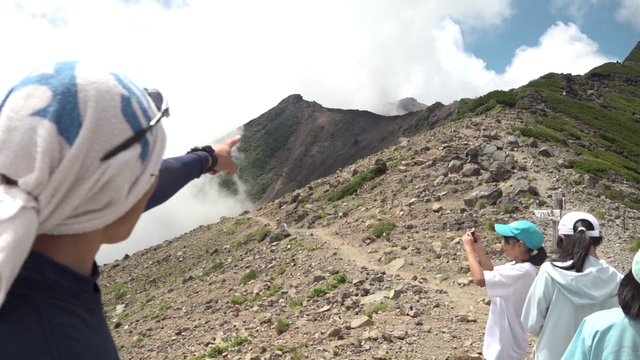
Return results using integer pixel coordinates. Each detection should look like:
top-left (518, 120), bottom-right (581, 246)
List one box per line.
top-left (551, 191), bottom-right (564, 252)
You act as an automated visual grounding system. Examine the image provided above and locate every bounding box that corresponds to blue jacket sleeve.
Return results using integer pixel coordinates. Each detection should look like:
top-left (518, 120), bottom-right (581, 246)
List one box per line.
top-left (144, 152), bottom-right (211, 212)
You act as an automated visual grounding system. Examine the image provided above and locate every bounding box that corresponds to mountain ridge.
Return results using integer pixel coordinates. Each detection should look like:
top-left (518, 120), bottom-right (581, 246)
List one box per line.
top-left (101, 40), bottom-right (640, 360)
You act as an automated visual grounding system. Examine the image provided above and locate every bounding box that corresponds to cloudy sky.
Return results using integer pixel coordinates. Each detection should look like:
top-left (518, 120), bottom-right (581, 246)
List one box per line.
top-left (1, 0), bottom-right (638, 263)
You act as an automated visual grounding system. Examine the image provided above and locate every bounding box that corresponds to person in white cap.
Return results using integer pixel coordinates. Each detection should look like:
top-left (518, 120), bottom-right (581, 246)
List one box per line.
top-left (521, 211), bottom-right (623, 360)
top-left (561, 249), bottom-right (640, 359)
top-left (462, 220), bottom-right (547, 360)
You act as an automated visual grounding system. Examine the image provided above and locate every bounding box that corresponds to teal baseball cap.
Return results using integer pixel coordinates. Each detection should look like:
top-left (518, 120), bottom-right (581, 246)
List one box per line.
top-left (633, 250), bottom-right (640, 284)
top-left (494, 220), bottom-right (544, 250)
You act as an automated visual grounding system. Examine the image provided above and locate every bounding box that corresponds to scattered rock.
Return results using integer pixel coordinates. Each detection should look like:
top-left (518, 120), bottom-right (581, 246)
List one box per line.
top-left (278, 223), bottom-right (291, 238)
top-left (461, 163), bottom-right (481, 177)
top-left (558, 158), bottom-right (573, 169)
top-left (432, 203), bottom-right (443, 212)
top-left (389, 289), bottom-right (403, 300)
top-left (387, 258), bottom-right (405, 271)
top-left (326, 327), bottom-right (341, 338)
top-left (465, 146), bottom-right (479, 158)
top-left (312, 274), bottom-right (326, 283)
top-left (584, 174), bottom-right (600, 189)
top-left (351, 316), bottom-right (374, 329)
top-left (526, 138), bottom-right (538, 148)
top-left (372, 159), bottom-right (389, 176)
top-left (361, 291), bottom-right (388, 305)
top-left (538, 147), bottom-right (554, 157)
top-left (506, 176), bottom-right (539, 196)
top-left (448, 160), bottom-right (464, 174)
top-left (506, 136), bottom-right (519, 147)
top-left (497, 197), bottom-right (521, 209)
top-left (479, 173), bottom-right (494, 184)
top-left (464, 185), bottom-right (503, 207)
top-left (489, 161), bottom-right (512, 182)
top-left (483, 145), bottom-right (498, 155)
top-left (115, 304), bottom-right (126, 315)
top-left (492, 150), bottom-right (507, 162)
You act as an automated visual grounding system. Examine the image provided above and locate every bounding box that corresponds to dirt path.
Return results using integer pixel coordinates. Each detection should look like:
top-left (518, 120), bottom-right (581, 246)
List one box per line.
top-left (250, 215), bottom-right (488, 315)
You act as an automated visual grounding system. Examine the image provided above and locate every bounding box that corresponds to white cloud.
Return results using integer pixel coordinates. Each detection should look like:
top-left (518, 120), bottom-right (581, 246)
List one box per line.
top-left (616, 0), bottom-right (640, 31)
top-left (0, 0), bottom-right (614, 263)
top-left (549, 0), bottom-right (602, 23)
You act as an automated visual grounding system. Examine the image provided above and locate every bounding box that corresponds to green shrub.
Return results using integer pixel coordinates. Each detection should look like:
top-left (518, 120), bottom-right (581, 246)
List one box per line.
top-left (275, 319), bottom-right (291, 335)
top-left (455, 90), bottom-right (518, 120)
top-left (593, 209), bottom-right (605, 220)
top-left (500, 205), bottom-right (516, 214)
top-left (371, 221), bottom-right (397, 238)
top-left (240, 269), bottom-right (258, 285)
top-left (328, 167), bottom-right (384, 202)
top-left (364, 301), bottom-right (389, 315)
top-left (514, 126), bottom-right (561, 143)
top-left (484, 218), bottom-right (496, 233)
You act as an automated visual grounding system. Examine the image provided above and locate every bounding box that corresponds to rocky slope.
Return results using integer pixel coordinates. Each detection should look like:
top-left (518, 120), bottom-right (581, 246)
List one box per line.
top-left (102, 107), bottom-right (640, 360)
top-left (100, 41), bottom-right (640, 360)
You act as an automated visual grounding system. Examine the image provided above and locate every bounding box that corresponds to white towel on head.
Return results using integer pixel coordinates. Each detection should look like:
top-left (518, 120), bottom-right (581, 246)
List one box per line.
top-left (0, 61), bottom-right (166, 307)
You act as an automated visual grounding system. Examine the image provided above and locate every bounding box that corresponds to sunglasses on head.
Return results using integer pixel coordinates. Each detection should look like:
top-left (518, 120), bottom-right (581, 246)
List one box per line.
top-left (100, 88), bottom-right (169, 162)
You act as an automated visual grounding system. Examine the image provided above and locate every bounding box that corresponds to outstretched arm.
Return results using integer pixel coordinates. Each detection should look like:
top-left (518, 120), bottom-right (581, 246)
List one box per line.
top-left (144, 152), bottom-right (210, 212)
top-left (144, 135), bottom-right (241, 212)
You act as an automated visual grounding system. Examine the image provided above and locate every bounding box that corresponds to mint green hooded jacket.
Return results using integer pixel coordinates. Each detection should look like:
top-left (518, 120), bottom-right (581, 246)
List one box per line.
top-left (561, 307), bottom-right (640, 359)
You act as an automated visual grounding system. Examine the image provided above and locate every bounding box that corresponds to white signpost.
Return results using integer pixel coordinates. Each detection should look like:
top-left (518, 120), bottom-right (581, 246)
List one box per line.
top-left (533, 191), bottom-right (565, 252)
top-left (533, 209), bottom-right (561, 221)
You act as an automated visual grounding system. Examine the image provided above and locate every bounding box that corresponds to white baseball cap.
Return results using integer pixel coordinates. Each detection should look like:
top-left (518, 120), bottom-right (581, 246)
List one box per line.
top-left (558, 211), bottom-right (601, 237)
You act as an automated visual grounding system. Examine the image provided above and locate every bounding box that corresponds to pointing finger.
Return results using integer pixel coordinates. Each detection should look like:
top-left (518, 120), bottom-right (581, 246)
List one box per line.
top-left (226, 135), bottom-right (241, 148)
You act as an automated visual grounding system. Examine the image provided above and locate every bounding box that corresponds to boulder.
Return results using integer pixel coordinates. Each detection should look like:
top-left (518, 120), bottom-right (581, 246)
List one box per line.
top-left (538, 147), bottom-right (554, 158)
top-left (492, 150), bottom-right (507, 162)
top-left (489, 161), bottom-right (512, 182)
top-left (448, 160), bottom-right (464, 174)
top-left (461, 163), bottom-right (482, 177)
top-left (463, 185), bottom-right (503, 207)
top-left (506, 176), bottom-right (539, 196)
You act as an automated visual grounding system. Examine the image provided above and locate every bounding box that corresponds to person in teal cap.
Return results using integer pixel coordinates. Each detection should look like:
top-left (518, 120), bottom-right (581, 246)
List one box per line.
top-left (561, 250), bottom-right (640, 359)
top-left (521, 212), bottom-right (622, 360)
top-left (461, 220), bottom-right (547, 360)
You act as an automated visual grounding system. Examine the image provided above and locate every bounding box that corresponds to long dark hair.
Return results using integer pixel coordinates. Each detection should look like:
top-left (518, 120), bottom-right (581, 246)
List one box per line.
top-left (551, 219), bottom-right (602, 273)
top-left (618, 271), bottom-right (640, 320)
top-left (504, 236), bottom-right (548, 266)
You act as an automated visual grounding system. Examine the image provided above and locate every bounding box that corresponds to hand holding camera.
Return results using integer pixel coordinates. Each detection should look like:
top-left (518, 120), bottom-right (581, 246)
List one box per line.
top-left (461, 228), bottom-right (484, 251)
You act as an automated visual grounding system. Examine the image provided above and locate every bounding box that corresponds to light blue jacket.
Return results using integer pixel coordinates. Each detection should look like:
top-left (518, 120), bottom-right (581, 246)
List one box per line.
top-left (521, 256), bottom-right (623, 360)
top-left (562, 307), bottom-right (640, 359)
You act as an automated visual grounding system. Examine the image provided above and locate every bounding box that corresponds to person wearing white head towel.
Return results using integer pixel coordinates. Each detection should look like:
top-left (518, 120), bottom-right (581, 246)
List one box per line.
top-left (521, 211), bottom-right (624, 360)
top-left (0, 61), bottom-right (237, 359)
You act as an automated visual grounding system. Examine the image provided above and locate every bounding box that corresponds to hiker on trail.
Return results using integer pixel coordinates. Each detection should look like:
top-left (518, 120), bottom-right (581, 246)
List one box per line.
top-left (462, 220), bottom-right (547, 360)
top-left (521, 211), bottom-right (623, 360)
top-left (0, 61), bottom-right (239, 359)
top-left (561, 249), bottom-right (640, 359)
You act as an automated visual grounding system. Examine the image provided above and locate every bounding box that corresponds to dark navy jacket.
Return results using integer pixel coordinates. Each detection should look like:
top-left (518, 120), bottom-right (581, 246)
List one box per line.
top-left (0, 152), bottom-right (211, 359)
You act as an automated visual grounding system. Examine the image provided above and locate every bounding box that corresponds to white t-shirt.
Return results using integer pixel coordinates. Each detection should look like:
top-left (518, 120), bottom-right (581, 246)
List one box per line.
top-left (483, 261), bottom-right (538, 360)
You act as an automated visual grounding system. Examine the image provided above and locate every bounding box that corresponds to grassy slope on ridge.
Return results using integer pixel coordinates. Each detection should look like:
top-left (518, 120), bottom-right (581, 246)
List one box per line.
top-left (454, 41), bottom-right (640, 197)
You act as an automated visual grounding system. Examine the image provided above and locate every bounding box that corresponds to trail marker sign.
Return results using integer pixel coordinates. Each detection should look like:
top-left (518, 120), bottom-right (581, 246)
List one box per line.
top-left (533, 209), bottom-right (561, 221)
